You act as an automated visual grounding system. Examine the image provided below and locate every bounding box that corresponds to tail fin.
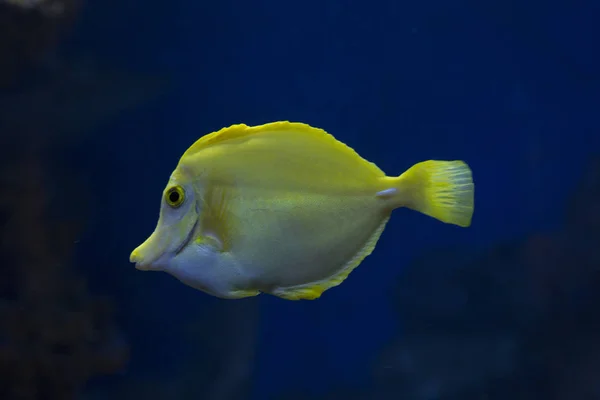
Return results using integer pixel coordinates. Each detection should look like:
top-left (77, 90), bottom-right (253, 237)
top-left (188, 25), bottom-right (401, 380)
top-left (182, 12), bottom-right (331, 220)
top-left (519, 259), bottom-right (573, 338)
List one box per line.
top-left (378, 160), bottom-right (474, 227)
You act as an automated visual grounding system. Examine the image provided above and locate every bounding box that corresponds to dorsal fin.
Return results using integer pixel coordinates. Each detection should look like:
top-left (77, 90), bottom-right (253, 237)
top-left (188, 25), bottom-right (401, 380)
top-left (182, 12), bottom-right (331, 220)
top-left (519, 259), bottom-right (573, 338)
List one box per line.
top-left (186, 123), bottom-right (253, 153)
top-left (181, 121), bottom-right (383, 177)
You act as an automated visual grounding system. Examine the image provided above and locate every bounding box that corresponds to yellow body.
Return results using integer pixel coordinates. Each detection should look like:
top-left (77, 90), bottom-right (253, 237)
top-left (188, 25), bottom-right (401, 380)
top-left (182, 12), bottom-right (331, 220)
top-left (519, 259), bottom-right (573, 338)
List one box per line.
top-left (130, 121), bottom-right (474, 300)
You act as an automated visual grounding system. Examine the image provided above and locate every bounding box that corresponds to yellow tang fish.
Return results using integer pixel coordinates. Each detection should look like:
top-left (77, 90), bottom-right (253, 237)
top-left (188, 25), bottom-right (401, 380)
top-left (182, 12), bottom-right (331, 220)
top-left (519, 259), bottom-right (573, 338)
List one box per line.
top-left (130, 121), bottom-right (474, 300)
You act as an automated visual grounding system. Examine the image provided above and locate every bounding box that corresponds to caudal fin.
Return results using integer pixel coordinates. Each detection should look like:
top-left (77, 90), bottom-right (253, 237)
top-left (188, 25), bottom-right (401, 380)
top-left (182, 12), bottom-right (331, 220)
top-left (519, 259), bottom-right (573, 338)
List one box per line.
top-left (378, 160), bottom-right (474, 227)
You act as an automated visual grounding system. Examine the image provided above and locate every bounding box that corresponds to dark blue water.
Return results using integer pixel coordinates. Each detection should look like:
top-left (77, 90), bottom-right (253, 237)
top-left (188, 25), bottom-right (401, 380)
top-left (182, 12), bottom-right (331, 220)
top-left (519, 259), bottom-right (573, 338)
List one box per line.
top-left (0, 0), bottom-right (598, 399)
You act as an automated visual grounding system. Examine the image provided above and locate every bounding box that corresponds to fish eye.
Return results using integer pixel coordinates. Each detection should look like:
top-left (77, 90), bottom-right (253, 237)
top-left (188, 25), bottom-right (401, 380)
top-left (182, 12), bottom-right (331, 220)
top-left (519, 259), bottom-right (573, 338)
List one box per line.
top-left (165, 185), bottom-right (185, 208)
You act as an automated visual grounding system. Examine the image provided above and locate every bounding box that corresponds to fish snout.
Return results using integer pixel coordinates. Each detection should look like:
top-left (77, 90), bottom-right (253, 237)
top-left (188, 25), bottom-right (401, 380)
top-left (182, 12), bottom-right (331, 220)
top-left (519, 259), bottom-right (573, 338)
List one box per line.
top-left (129, 247), bottom-right (148, 270)
top-left (129, 233), bottom-right (165, 270)
top-left (129, 218), bottom-right (195, 271)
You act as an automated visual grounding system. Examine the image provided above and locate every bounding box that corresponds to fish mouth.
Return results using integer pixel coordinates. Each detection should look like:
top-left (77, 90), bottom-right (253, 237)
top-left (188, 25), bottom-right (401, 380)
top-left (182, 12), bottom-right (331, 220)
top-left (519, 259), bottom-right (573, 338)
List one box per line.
top-left (132, 252), bottom-right (155, 271)
top-left (131, 218), bottom-right (198, 270)
top-left (132, 200), bottom-right (202, 270)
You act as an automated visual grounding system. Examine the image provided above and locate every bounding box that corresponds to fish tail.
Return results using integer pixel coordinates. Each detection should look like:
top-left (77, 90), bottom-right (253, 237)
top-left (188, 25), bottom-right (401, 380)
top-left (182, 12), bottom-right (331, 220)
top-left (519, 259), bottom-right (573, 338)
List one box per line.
top-left (378, 160), bottom-right (474, 227)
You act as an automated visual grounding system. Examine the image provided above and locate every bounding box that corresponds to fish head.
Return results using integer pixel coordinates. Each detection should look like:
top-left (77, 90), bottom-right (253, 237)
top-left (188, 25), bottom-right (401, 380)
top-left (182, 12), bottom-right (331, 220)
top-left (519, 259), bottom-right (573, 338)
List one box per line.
top-left (130, 170), bottom-right (201, 271)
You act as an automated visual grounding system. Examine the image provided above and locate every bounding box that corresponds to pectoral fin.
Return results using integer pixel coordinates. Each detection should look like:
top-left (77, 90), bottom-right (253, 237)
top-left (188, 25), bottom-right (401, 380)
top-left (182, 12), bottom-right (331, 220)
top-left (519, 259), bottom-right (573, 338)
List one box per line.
top-left (199, 183), bottom-right (234, 252)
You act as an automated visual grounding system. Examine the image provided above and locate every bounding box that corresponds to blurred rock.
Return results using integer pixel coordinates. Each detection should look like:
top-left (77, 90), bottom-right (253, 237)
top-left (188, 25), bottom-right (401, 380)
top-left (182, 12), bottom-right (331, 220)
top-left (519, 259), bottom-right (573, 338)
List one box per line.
top-left (2, 0), bottom-right (73, 16)
top-left (373, 333), bottom-right (518, 400)
top-left (82, 298), bottom-right (260, 400)
top-left (0, 0), bottom-right (81, 88)
top-left (371, 155), bottom-right (600, 399)
top-left (393, 242), bottom-right (537, 335)
top-left (0, 146), bottom-right (129, 400)
top-left (0, 58), bottom-right (170, 147)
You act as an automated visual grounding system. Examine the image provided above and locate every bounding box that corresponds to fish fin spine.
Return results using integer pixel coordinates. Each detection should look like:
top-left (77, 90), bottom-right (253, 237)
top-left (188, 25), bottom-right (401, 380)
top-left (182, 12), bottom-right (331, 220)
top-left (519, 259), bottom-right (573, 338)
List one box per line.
top-left (381, 160), bottom-right (474, 227)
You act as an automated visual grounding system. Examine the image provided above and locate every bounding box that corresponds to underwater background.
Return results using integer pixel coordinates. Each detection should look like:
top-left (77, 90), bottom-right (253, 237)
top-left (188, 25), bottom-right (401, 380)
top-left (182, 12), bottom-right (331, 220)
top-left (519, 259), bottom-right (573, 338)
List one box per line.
top-left (0, 0), bottom-right (599, 399)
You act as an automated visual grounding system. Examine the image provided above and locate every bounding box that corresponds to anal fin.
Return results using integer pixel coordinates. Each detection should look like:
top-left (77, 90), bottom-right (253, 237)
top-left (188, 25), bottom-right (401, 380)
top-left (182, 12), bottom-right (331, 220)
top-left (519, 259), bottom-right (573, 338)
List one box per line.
top-left (271, 216), bottom-right (390, 300)
top-left (225, 289), bottom-right (261, 299)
